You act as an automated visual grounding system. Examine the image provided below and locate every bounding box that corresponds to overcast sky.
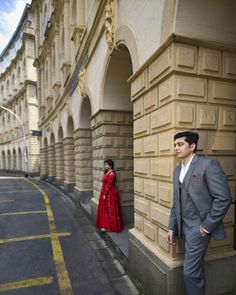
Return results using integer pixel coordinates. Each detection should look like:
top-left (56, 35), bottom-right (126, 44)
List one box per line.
top-left (0, 0), bottom-right (32, 55)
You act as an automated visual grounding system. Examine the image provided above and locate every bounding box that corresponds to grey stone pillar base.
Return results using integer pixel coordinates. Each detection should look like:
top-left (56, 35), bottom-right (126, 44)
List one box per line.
top-left (40, 174), bottom-right (48, 180)
top-left (63, 182), bottom-right (75, 193)
top-left (121, 206), bottom-right (134, 225)
top-left (55, 178), bottom-right (64, 187)
top-left (48, 176), bottom-right (56, 182)
top-left (74, 188), bottom-right (93, 204)
top-left (128, 231), bottom-right (236, 295)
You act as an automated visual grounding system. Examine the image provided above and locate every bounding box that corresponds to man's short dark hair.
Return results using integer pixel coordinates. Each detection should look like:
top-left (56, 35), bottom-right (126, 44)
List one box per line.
top-left (174, 131), bottom-right (199, 153)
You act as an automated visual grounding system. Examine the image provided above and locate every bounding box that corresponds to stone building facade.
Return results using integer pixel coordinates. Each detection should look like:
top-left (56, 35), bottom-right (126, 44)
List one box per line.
top-left (0, 4), bottom-right (40, 176)
top-left (31, 0), bottom-right (236, 294)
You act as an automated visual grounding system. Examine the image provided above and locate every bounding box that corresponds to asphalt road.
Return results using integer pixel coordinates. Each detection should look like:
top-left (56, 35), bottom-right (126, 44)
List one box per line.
top-left (0, 177), bottom-right (130, 295)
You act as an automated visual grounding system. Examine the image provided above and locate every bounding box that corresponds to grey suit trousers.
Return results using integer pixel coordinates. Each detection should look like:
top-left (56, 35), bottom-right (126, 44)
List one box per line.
top-left (182, 224), bottom-right (210, 295)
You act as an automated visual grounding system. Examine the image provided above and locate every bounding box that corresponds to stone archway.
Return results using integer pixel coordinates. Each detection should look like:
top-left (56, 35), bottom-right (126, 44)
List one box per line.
top-left (63, 116), bottom-right (75, 192)
top-left (92, 44), bottom-right (134, 228)
top-left (74, 96), bottom-right (93, 207)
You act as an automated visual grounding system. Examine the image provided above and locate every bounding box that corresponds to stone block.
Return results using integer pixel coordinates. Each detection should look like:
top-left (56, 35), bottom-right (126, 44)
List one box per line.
top-left (143, 135), bottom-right (158, 155)
top-left (134, 177), bottom-right (144, 195)
top-left (158, 181), bottom-right (173, 207)
top-left (114, 112), bottom-right (125, 123)
top-left (158, 130), bottom-right (175, 155)
top-left (144, 86), bottom-right (158, 113)
top-left (175, 102), bottom-right (195, 128)
top-left (120, 147), bottom-right (133, 157)
top-left (174, 44), bottom-right (197, 73)
top-left (114, 137), bottom-right (126, 147)
top-left (134, 115), bottom-right (150, 137)
top-left (196, 105), bottom-right (218, 129)
top-left (176, 76), bottom-right (207, 102)
top-left (217, 157), bottom-right (235, 178)
top-left (134, 195), bottom-right (149, 218)
top-left (131, 70), bottom-right (146, 99)
top-left (223, 204), bottom-right (234, 225)
top-left (120, 125), bottom-right (133, 135)
top-left (222, 52), bottom-right (236, 80)
top-left (103, 125), bottom-right (119, 135)
top-left (159, 76), bottom-right (174, 106)
top-left (134, 138), bottom-right (143, 156)
top-left (150, 157), bottom-right (173, 180)
top-left (149, 48), bottom-right (171, 84)
top-left (150, 104), bottom-right (173, 132)
top-left (144, 179), bottom-right (158, 200)
top-left (219, 107), bottom-right (236, 131)
top-left (208, 80), bottom-right (236, 105)
top-left (143, 220), bottom-right (156, 242)
top-left (208, 132), bottom-right (236, 153)
top-left (158, 227), bottom-right (169, 252)
top-left (198, 47), bottom-right (221, 76)
top-left (134, 213), bottom-right (144, 231)
top-left (150, 203), bottom-right (170, 228)
top-left (133, 97), bottom-right (143, 118)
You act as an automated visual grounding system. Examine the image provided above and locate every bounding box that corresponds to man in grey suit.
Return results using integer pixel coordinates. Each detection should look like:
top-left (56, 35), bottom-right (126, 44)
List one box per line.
top-left (167, 131), bottom-right (232, 295)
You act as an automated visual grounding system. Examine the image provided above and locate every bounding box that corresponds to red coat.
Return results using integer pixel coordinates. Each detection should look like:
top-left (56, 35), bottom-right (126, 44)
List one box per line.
top-left (96, 170), bottom-right (123, 232)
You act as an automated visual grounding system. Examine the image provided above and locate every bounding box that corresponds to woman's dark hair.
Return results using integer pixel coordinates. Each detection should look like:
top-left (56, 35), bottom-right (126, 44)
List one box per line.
top-left (174, 131), bottom-right (199, 153)
top-left (104, 159), bottom-right (114, 169)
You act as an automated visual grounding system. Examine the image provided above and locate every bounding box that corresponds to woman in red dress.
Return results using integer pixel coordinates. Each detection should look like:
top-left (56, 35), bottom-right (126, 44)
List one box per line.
top-left (96, 159), bottom-right (123, 232)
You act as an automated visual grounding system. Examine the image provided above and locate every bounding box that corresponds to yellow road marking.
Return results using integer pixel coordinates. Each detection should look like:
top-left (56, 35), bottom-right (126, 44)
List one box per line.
top-left (0, 210), bottom-right (47, 216)
top-left (0, 276), bottom-right (53, 292)
top-left (0, 232), bottom-right (71, 245)
top-left (24, 179), bottom-right (73, 295)
top-left (0, 200), bottom-right (14, 203)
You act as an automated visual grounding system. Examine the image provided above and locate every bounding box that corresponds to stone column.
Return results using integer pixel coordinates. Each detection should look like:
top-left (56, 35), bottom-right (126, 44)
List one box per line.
top-left (64, 0), bottom-right (71, 63)
top-left (91, 110), bottom-right (134, 224)
top-left (40, 147), bottom-right (48, 180)
top-left (48, 145), bottom-right (56, 181)
top-left (128, 39), bottom-right (236, 295)
top-left (63, 137), bottom-right (75, 192)
top-left (74, 128), bottom-right (93, 204)
top-left (55, 142), bottom-right (64, 186)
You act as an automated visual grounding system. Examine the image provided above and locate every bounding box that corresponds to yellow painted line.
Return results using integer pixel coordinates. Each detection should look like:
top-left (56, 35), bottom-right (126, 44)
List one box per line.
top-left (0, 210), bottom-right (47, 216)
top-left (0, 276), bottom-right (53, 292)
top-left (0, 200), bottom-right (14, 203)
top-left (24, 179), bottom-right (73, 295)
top-left (0, 232), bottom-right (71, 244)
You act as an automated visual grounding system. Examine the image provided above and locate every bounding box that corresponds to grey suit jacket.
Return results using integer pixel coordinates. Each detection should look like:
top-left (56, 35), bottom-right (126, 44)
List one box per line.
top-left (168, 155), bottom-right (232, 240)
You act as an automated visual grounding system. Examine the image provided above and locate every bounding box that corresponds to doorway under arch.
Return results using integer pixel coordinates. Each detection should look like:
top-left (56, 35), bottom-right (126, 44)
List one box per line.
top-left (98, 44), bottom-right (134, 238)
top-left (75, 96), bottom-right (93, 208)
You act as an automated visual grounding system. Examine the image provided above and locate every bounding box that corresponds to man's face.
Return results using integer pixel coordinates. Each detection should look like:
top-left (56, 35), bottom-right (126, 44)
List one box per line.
top-left (174, 137), bottom-right (195, 160)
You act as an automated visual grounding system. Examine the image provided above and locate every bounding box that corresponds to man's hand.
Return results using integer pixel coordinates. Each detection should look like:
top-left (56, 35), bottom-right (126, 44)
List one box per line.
top-left (103, 195), bottom-right (106, 201)
top-left (199, 226), bottom-right (208, 238)
top-left (167, 230), bottom-right (175, 246)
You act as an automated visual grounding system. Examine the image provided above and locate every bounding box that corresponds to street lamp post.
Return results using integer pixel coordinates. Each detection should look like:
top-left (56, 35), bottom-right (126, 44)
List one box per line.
top-left (0, 105), bottom-right (28, 177)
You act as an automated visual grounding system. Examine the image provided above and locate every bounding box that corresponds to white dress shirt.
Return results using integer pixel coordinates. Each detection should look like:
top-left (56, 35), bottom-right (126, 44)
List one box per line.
top-left (179, 154), bottom-right (195, 183)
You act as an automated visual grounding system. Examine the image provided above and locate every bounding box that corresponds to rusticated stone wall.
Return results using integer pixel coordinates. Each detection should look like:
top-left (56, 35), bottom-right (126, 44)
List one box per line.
top-left (55, 142), bottom-right (64, 182)
top-left (130, 41), bottom-right (236, 267)
top-left (40, 147), bottom-right (48, 178)
top-left (74, 128), bottom-right (93, 192)
top-left (48, 145), bottom-right (56, 179)
top-left (63, 137), bottom-right (75, 188)
top-left (91, 110), bottom-right (134, 223)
